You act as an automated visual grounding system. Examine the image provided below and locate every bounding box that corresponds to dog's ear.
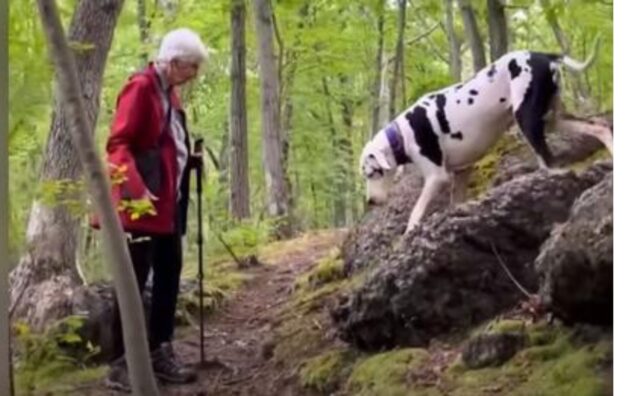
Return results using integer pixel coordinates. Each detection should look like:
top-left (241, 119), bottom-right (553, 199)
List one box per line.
top-left (370, 149), bottom-right (391, 170)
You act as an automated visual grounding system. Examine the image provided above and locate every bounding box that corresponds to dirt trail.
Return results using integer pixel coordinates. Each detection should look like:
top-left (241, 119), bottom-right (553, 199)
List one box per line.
top-left (90, 230), bottom-right (343, 396)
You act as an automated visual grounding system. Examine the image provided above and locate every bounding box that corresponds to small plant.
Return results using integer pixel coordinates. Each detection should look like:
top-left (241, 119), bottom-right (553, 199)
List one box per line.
top-left (13, 315), bottom-right (101, 393)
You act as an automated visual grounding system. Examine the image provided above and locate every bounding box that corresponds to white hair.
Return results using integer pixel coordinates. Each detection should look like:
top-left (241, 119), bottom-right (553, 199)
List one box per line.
top-left (157, 28), bottom-right (208, 64)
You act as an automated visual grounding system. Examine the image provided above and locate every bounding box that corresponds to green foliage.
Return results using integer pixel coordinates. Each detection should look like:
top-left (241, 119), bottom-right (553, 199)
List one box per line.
top-left (9, 0), bottom-right (612, 278)
top-left (13, 315), bottom-right (102, 394)
top-left (38, 179), bottom-right (89, 218)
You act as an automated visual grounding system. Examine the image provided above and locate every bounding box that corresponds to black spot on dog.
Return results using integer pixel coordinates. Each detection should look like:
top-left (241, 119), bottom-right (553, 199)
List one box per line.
top-left (487, 63), bottom-right (497, 78)
top-left (435, 94), bottom-right (451, 134)
top-left (428, 94), bottom-right (436, 99)
top-left (469, 89), bottom-right (479, 96)
top-left (455, 84), bottom-right (463, 91)
top-left (457, 99), bottom-right (461, 104)
top-left (468, 98), bottom-right (474, 105)
top-left (514, 52), bottom-right (561, 167)
top-left (422, 101), bottom-right (430, 107)
top-left (508, 59), bottom-right (522, 80)
top-left (500, 97), bottom-right (506, 103)
top-left (451, 131), bottom-right (464, 140)
top-left (405, 106), bottom-right (442, 166)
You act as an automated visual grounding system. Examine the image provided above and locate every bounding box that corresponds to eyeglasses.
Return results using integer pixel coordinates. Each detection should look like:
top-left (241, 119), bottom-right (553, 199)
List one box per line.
top-left (173, 60), bottom-right (200, 73)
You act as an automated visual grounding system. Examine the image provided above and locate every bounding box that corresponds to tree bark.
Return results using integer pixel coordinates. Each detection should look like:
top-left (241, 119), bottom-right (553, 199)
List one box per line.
top-left (34, 1), bottom-right (159, 394)
top-left (136, 0), bottom-right (150, 65)
top-left (338, 75), bottom-right (357, 225)
top-left (320, 77), bottom-right (347, 227)
top-left (541, 0), bottom-right (589, 105)
top-left (388, 0), bottom-right (406, 118)
top-left (370, 0), bottom-right (385, 137)
top-left (10, 0), bottom-right (123, 331)
top-left (444, 0), bottom-right (462, 81)
top-left (253, 0), bottom-right (292, 238)
top-left (487, 0), bottom-right (508, 61)
top-left (0, 0), bottom-right (10, 387)
top-left (229, 0), bottom-right (251, 220)
top-left (458, 0), bottom-right (486, 72)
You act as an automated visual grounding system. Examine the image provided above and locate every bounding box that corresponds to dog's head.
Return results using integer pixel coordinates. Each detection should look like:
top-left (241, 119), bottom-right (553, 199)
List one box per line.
top-left (359, 137), bottom-right (396, 206)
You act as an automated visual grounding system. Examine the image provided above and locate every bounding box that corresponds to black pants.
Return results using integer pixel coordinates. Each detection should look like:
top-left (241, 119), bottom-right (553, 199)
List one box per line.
top-left (110, 231), bottom-right (183, 363)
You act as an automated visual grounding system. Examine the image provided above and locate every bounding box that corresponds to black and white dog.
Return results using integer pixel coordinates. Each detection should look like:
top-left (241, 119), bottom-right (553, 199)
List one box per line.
top-left (360, 40), bottom-right (612, 234)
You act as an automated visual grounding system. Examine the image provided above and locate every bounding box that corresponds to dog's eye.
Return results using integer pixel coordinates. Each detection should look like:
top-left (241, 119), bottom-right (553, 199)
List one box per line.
top-left (365, 167), bottom-right (384, 179)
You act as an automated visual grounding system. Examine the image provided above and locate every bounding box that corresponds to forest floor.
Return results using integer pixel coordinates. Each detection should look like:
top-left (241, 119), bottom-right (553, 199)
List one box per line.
top-left (81, 229), bottom-right (346, 396)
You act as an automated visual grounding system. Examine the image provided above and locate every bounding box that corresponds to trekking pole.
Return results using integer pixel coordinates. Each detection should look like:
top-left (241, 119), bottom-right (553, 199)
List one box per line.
top-left (194, 137), bottom-right (205, 366)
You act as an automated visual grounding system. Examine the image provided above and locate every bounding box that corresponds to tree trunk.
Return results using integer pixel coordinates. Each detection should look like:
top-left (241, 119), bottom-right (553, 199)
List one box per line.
top-left (253, 0), bottom-right (292, 238)
top-left (0, 1), bottom-right (10, 383)
top-left (279, 3), bottom-right (309, 233)
top-left (443, 0), bottom-right (462, 81)
top-left (229, 0), bottom-right (250, 220)
top-left (136, 0), bottom-right (150, 65)
top-left (458, 0), bottom-right (486, 72)
top-left (487, 0), bottom-right (508, 61)
top-left (321, 77), bottom-right (347, 227)
top-left (10, 0), bottom-right (123, 331)
top-left (370, 0), bottom-right (385, 137)
top-left (34, 1), bottom-right (159, 394)
top-left (338, 75), bottom-right (358, 225)
top-left (541, 0), bottom-right (589, 106)
top-left (388, 0), bottom-right (406, 118)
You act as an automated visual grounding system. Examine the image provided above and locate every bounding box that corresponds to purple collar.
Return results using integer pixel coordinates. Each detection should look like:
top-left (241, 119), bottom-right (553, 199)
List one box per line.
top-left (385, 122), bottom-right (410, 165)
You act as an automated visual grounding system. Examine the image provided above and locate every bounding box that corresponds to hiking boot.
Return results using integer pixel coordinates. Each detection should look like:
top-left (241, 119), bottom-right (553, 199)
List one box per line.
top-left (104, 358), bottom-right (131, 393)
top-left (151, 342), bottom-right (197, 384)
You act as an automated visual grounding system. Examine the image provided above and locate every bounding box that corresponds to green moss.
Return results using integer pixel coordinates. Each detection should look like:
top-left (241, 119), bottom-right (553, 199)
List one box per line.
top-left (570, 148), bottom-right (611, 172)
top-left (299, 349), bottom-right (359, 393)
top-left (295, 248), bottom-right (345, 291)
top-left (468, 134), bottom-right (524, 198)
top-left (346, 348), bottom-right (432, 396)
top-left (441, 324), bottom-right (612, 396)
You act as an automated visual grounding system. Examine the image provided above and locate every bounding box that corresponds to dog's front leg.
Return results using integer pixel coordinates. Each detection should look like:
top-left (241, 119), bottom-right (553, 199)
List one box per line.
top-left (405, 174), bottom-right (448, 235)
top-left (450, 168), bottom-right (472, 206)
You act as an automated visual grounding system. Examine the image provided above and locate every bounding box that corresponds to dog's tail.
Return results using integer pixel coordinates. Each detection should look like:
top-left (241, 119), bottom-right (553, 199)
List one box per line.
top-left (560, 34), bottom-right (602, 72)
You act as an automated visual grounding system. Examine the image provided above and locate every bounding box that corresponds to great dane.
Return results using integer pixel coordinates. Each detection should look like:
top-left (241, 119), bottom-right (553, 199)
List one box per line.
top-left (360, 38), bottom-right (612, 234)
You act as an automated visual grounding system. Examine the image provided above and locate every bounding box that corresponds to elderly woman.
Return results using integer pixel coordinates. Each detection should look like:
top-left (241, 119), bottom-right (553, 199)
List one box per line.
top-left (100, 28), bottom-right (208, 392)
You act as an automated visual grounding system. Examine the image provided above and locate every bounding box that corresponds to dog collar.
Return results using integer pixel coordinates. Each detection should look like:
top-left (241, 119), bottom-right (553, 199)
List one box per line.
top-left (385, 122), bottom-right (410, 165)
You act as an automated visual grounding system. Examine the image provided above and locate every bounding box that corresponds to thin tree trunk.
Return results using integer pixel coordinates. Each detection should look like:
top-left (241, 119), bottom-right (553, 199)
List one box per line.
top-left (487, 0), bottom-right (508, 61)
top-left (370, 0), bottom-right (385, 136)
top-left (277, 3), bottom-right (309, 233)
top-left (34, 1), bottom-right (159, 394)
top-left (216, 120), bottom-right (231, 226)
top-left (338, 75), bottom-right (357, 225)
top-left (388, 0), bottom-right (406, 118)
top-left (229, 0), bottom-right (250, 220)
top-left (0, 1), bottom-right (9, 381)
top-left (541, 0), bottom-right (589, 106)
top-left (253, 0), bottom-right (292, 238)
top-left (320, 77), bottom-right (347, 227)
top-left (444, 0), bottom-right (462, 81)
top-left (458, 0), bottom-right (486, 72)
top-left (136, 0), bottom-right (150, 66)
top-left (10, 0), bottom-right (123, 330)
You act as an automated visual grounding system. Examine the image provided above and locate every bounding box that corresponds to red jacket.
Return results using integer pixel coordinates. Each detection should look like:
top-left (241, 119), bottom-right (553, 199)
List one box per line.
top-left (93, 64), bottom-right (193, 235)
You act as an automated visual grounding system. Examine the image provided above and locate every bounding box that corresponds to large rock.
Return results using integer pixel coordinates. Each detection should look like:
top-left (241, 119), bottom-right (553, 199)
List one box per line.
top-left (535, 172), bottom-right (613, 325)
top-left (342, 166), bottom-right (448, 275)
top-left (332, 162), bottom-right (612, 351)
top-left (343, 117), bottom-right (612, 276)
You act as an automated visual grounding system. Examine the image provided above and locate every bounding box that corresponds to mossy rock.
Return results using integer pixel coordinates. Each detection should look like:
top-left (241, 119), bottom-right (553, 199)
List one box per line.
top-left (346, 348), bottom-right (432, 396)
top-left (441, 324), bottom-right (612, 396)
top-left (299, 349), bottom-right (359, 393)
top-left (295, 248), bottom-right (345, 291)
